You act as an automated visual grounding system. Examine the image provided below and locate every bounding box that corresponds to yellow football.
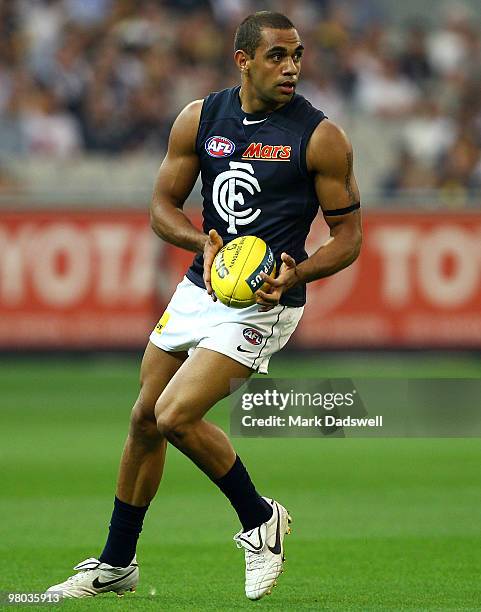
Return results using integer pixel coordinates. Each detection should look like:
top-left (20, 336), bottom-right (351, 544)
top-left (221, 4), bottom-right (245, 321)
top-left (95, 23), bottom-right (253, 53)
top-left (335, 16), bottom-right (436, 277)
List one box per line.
top-left (211, 236), bottom-right (276, 308)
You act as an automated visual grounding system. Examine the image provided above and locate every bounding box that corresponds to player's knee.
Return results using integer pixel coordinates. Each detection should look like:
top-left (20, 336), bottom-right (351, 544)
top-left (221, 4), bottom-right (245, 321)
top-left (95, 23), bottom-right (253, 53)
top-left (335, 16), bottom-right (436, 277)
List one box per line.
top-left (130, 398), bottom-right (160, 442)
top-left (156, 412), bottom-right (182, 439)
top-left (155, 404), bottom-right (191, 441)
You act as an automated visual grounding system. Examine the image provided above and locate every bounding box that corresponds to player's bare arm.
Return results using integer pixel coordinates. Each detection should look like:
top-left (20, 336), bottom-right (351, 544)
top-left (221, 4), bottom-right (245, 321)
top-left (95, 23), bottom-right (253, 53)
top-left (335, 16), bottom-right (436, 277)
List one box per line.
top-left (149, 100), bottom-right (222, 295)
top-left (302, 119), bottom-right (362, 280)
top-left (150, 100), bottom-right (204, 251)
top-left (257, 119), bottom-right (362, 308)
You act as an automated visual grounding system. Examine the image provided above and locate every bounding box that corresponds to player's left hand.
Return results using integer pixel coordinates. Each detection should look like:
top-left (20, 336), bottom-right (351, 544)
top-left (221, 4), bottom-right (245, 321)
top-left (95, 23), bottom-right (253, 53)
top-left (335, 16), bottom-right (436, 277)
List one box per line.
top-left (256, 252), bottom-right (300, 312)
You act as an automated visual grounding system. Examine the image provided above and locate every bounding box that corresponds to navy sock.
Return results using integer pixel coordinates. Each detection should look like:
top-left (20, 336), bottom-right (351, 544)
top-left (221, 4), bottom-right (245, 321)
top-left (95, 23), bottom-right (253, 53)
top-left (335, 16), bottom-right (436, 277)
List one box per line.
top-left (213, 455), bottom-right (272, 531)
top-left (99, 497), bottom-right (149, 567)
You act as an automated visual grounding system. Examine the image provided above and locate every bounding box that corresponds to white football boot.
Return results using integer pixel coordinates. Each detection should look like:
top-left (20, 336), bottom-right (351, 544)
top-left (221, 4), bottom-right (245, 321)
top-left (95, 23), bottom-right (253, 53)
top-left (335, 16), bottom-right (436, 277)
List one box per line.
top-left (46, 556), bottom-right (138, 598)
top-left (234, 497), bottom-right (292, 600)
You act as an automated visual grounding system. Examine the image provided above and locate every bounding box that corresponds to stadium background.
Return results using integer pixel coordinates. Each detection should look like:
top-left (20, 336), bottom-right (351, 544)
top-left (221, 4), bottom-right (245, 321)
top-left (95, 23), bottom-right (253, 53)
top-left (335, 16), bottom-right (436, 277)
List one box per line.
top-left (1, 0), bottom-right (481, 609)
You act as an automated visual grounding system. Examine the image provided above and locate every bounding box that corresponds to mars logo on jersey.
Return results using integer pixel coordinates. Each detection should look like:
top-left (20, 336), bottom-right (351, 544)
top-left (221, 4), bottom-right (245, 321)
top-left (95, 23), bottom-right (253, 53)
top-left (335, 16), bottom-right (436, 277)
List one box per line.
top-left (243, 328), bottom-right (263, 346)
top-left (242, 142), bottom-right (291, 161)
top-left (205, 136), bottom-right (235, 158)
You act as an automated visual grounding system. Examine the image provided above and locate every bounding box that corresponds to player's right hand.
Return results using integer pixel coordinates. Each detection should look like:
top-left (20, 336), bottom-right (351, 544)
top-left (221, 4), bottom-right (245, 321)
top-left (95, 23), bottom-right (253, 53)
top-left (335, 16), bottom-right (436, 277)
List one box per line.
top-left (203, 229), bottom-right (223, 300)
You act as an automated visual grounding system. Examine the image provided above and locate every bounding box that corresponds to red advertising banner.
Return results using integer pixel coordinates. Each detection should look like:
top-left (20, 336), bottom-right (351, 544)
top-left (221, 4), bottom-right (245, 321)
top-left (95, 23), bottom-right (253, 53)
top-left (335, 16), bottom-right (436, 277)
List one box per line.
top-left (0, 211), bottom-right (160, 348)
top-left (298, 211), bottom-right (481, 347)
top-left (0, 209), bottom-right (480, 348)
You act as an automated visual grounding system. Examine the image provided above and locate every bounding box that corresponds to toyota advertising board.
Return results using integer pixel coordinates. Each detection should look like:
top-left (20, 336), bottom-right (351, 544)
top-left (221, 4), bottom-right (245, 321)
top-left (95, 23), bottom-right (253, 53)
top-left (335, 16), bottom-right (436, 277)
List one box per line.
top-left (0, 209), bottom-right (480, 349)
top-left (298, 212), bottom-right (481, 347)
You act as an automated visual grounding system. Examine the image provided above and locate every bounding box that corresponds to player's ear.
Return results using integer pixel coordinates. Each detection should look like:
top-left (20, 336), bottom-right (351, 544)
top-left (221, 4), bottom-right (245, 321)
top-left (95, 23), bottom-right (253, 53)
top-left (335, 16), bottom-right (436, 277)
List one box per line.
top-left (234, 49), bottom-right (250, 73)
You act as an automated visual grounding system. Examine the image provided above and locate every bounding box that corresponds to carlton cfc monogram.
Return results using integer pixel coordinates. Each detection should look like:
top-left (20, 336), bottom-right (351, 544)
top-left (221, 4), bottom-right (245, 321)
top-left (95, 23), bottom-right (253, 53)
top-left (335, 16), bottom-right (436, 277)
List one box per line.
top-left (212, 161), bottom-right (262, 234)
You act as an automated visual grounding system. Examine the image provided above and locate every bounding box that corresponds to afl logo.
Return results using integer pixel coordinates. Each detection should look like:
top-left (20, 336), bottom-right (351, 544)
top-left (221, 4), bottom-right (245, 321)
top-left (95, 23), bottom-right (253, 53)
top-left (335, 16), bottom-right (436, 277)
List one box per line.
top-left (205, 136), bottom-right (235, 158)
top-left (243, 328), bottom-right (263, 346)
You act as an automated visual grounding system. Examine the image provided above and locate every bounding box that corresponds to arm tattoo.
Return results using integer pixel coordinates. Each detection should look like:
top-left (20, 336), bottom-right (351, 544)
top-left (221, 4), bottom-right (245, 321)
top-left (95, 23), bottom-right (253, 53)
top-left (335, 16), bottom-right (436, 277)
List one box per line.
top-left (345, 151), bottom-right (356, 205)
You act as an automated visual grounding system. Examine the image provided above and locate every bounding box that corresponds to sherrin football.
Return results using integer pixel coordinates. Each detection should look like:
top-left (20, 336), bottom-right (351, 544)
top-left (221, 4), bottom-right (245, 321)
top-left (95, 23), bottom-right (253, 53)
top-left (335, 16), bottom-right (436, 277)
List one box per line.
top-left (211, 236), bottom-right (276, 308)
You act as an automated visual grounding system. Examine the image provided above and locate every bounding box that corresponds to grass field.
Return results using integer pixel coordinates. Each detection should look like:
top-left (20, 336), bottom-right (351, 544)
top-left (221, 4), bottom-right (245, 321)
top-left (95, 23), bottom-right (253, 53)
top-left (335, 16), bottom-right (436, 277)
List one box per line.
top-left (1, 352), bottom-right (481, 611)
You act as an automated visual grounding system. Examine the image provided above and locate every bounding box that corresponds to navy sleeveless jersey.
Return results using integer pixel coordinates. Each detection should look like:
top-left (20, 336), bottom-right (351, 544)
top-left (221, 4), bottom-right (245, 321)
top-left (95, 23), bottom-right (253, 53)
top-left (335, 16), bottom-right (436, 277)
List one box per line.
top-left (186, 86), bottom-right (326, 307)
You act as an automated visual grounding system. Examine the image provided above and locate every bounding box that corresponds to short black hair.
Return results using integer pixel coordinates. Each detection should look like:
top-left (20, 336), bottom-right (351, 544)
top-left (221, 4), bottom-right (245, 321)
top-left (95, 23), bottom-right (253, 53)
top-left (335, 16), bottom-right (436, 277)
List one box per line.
top-left (234, 11), bottom-right (296, 58)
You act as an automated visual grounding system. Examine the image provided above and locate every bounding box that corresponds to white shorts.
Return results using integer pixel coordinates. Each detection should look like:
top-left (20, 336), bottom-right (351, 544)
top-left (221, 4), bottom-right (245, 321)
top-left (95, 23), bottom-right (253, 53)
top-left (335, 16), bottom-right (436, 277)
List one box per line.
top-left (149, 277), bottom-right (303, 374)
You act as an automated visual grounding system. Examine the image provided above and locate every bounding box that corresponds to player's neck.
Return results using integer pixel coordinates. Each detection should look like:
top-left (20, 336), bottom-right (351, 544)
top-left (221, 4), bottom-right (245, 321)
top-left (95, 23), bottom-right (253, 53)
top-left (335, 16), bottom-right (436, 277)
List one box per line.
top-left (238, 85), bottom-right (284, 115)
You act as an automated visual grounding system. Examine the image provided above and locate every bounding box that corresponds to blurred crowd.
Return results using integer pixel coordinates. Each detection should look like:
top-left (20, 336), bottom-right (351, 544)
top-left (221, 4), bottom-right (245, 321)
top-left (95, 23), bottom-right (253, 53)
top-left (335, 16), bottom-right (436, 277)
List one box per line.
top-left (1, 0), bottom-right (481, 199)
